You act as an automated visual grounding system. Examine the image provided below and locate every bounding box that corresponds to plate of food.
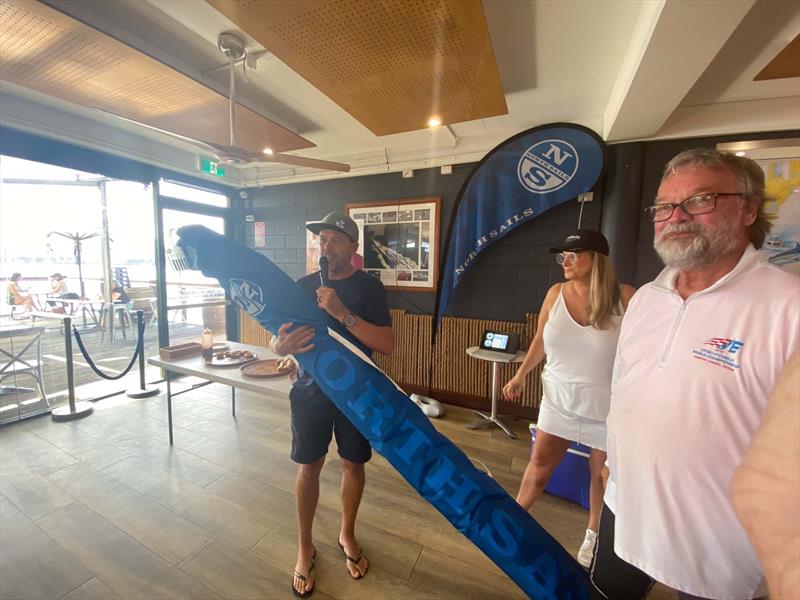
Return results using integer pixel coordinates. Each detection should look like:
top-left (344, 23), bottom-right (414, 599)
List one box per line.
top-left (240, 357), bottom-right (296, 378)
top-left (204, 349), bottom-right (257, 367)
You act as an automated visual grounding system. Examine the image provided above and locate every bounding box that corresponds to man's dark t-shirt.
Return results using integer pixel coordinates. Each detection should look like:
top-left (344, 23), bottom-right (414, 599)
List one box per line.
top-left (293, 269), bottom-right (391, 396)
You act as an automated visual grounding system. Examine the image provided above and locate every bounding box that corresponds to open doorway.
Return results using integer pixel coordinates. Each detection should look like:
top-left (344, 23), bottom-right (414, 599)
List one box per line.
top-left (0, 156), bottom-right (160, 422)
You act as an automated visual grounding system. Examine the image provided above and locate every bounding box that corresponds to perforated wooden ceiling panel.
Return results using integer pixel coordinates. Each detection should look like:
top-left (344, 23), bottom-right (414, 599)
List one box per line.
top-left (0, 0), bottom-right (314, 154)
top-left (206, 0), bottom-right (508, 136)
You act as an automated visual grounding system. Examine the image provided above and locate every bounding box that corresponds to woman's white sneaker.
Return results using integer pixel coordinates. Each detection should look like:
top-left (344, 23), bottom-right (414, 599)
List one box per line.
top-left (577, 528), bottom-right (598, 568)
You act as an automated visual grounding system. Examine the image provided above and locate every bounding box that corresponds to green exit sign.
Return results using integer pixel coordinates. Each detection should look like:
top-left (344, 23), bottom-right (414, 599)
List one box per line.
top-left (200, 158), bottom-right (226, 177)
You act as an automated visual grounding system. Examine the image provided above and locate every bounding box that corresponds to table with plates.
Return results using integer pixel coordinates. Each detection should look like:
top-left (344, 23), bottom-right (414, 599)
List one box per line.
top-left (148, 341), bottom-right (292, 444)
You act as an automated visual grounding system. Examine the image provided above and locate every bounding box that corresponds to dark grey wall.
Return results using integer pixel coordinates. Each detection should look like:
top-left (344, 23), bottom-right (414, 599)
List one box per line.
top-left (244, 163), bottom-right (600, 321)
top-left (242, 128), bottom-right (798, 322)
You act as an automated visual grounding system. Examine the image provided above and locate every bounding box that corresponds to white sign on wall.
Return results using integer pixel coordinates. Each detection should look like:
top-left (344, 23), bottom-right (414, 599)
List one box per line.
top-left (254, 221), bottom-right (266, 248)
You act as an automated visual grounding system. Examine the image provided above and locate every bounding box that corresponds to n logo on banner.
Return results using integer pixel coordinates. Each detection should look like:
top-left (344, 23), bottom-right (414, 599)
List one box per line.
top-left (433, 124), bottom-right (607, 334)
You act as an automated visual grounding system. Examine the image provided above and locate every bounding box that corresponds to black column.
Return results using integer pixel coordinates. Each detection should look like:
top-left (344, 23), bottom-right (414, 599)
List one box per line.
top-left (600, 142), bottom-right (645, 286)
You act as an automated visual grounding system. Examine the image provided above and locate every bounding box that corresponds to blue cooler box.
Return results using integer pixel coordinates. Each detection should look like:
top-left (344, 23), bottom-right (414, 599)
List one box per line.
top-left (530, 424), bottom-right (591, 509)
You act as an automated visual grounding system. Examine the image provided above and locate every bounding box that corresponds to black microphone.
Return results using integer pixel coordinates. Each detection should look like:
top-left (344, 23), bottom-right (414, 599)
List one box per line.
top-left (319, 256), bottom-right (329, 287)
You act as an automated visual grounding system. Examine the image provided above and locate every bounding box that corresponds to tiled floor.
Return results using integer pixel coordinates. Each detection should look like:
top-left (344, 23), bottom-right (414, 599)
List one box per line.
top-left (0, 383), bottom-right (675, 599)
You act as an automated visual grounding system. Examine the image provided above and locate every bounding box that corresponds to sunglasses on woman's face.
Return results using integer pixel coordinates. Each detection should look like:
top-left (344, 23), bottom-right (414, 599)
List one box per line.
top-left (555, 251), bottom-right (585, 265)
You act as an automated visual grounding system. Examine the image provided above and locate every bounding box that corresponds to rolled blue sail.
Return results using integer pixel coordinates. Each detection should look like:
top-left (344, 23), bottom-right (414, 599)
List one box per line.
top-left (177, 225), bottom-right (588, 599)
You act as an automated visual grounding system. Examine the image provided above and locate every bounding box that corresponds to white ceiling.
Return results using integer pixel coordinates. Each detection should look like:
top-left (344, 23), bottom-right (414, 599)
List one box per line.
top-left (1, 0), bottom-right (798, 188)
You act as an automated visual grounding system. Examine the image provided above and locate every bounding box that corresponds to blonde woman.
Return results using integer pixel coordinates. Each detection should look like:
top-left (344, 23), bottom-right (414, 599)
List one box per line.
top-left (503, 229), bottom-right (635, 568)
top-left (6, 272), bottom-right (36, 312)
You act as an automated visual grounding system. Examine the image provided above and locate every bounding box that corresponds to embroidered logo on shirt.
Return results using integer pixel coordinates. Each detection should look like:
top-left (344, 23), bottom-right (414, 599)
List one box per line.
top-left (691, 337), bottom-right (744, 371)
top-left (703, 338), bottom-right (744, 353)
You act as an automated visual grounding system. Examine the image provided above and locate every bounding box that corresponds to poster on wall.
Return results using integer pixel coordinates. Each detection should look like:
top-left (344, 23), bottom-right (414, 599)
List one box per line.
top-left (305, 224), bottom-right (321, 274)
top-left (719, 140), bottom-right (800, 277)
top-left (758, 157), bottom-right (800, 277)
top-left (345, 197), bottom-right (440, 291)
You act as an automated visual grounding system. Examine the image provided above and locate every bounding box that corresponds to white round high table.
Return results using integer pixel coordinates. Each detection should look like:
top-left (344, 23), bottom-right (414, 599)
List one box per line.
top-left (466, 346), bottom-right (525, 439)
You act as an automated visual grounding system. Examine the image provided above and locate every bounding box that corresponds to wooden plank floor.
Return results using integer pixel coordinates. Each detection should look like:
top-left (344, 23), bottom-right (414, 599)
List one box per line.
top-left (0, 383), bottom-right (676, 599)
top-left (0, 316), bottom-right (203, 423)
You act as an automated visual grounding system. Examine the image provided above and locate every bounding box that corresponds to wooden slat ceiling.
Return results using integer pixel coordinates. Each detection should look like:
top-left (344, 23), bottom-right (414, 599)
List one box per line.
top-left (754, 33), bottom-right (800, 81)
top-left (0, 0), bottom-right (314, 154)
top-left (206, 0), bottom-right (508, 136)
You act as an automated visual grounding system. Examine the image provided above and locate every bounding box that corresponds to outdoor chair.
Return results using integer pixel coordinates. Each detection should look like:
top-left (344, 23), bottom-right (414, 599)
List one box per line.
top-left (9, 304), bottom-right (30, 320)
top-left (0, 326), bottom-right (49, 407)
top-left (99, 303), bottom-right (133, 342)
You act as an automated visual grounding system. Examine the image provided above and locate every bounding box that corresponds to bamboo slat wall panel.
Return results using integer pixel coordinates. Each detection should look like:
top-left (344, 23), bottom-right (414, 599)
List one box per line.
top-left (240, 312), bottom-right (272, 348)
top-left (430, 314), bottom-right (540, 409)
top-left (373, 310), bottom-right (433, 388)
top-left (239, 308), bottom-right (542, 409)
top-left (372, 309), bottom-right (408, 383)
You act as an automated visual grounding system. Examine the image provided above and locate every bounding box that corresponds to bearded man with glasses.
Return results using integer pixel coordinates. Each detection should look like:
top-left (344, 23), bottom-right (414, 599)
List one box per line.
top-left (590, 149), bottom-right (798, 600)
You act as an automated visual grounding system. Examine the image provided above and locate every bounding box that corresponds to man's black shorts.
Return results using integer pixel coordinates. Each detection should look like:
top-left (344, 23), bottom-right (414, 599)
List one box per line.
top-left (289, 385), bottom-right (372, 464)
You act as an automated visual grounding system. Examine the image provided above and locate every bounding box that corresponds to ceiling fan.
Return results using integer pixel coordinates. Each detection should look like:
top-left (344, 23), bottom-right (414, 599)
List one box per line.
top-left (100, 32), bottom-right (350, 173)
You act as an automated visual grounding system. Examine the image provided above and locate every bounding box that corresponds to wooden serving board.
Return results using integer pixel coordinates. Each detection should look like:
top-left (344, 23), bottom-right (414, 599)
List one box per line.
top-left (203, 353), bottom-right (257, 368)
top-left (240, 359), bottom-right (295, 378)
top-left (159, 342), bottom-right (202, 360)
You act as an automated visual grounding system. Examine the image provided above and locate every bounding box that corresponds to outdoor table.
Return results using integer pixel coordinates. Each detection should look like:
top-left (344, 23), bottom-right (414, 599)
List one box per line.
top-left (52, 298), bottom-right (104, 329)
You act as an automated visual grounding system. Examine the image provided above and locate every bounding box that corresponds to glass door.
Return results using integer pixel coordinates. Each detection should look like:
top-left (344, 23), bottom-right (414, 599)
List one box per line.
top-left (154, 181), bottom-right (232, 350)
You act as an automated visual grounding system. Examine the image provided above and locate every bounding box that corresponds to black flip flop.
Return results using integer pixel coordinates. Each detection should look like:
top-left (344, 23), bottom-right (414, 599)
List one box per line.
top-left (338, 539), bottom-right (368, 580)
top-left (291, 550), bottom-right (316, 598)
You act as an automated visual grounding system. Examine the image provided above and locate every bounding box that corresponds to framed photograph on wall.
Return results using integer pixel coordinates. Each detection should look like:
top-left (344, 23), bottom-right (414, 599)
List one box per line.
top-left (718, 138), bottom-right (800, 277)
top-left (345, 196), bottom-right (440, 291)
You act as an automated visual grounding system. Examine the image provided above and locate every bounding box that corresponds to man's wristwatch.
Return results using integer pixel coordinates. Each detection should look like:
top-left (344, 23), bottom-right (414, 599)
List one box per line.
top-left (342, 313), bottom-right (356, 328)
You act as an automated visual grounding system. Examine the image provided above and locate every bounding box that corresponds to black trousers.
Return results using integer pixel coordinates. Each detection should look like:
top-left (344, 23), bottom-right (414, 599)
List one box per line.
top-left (588, 503), bottom-right (734, 600)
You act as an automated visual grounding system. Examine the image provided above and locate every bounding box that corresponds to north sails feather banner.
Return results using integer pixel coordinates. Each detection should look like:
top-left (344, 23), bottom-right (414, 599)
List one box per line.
top-left (176, 225), bottom-right (588, 599)
top-left (434, 124), bottom-right (607, 333)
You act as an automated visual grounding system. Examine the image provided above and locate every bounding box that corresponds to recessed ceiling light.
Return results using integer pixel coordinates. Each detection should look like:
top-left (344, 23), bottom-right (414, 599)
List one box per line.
top-left (262, 147), bottom-right (274, 155)
top-left (735, 151), bottom-right (746, 157)
top-left (427, 117), bottom-right (442, 128)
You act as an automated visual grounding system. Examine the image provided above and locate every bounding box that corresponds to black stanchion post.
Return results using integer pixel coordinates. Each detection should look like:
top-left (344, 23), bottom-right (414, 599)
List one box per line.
top-left (52, 316), bottom-right (94, 421)
top-left (127, 310), bottom-right (159, 398)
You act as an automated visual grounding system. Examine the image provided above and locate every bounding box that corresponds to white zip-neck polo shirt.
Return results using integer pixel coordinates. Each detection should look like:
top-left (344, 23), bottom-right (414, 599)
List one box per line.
top-left (605, 245), bottom-right (799, 599)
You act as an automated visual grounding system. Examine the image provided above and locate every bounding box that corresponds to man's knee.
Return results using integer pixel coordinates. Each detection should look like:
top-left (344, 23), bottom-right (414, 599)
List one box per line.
top-left (339, 458), bottom-right (365, 477)
top-left (297, 457), bottom-right (325, 480)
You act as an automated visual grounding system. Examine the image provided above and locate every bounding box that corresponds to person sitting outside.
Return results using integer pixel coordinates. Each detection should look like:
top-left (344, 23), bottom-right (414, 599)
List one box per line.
top-left (100, 280), bottom-right (131, 305)
top-left (47, 273), bottom-right (79, 309)
top-left (6, 273), bottom-right (37, 312)
top-left (111, 280), bottom-right (131, 305)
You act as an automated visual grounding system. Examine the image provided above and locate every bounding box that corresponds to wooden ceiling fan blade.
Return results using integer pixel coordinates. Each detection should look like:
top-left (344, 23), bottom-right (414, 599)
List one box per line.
top-left (95, 109), bottom-right (222, 159)
top-left (208, 145), bottom-right (350, 172)
top-left (265, 153), bottom-right (351, 172)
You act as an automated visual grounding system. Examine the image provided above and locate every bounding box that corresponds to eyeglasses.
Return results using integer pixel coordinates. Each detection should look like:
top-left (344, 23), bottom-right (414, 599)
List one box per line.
top-left (555, 251), bottom-right (583, 265)
top-left (644, 192), bottom-right (741, 223)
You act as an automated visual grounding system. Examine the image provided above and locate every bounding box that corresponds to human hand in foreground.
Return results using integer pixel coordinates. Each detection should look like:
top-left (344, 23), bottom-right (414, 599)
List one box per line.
top-left (502, 375), bottom-right (525, 401)
top-left (731, 351), bottom-right (799, 600)
top-left (272, 322), bottom-right (315, 356)
top-left (316, 286), bottom-right (347, 321)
